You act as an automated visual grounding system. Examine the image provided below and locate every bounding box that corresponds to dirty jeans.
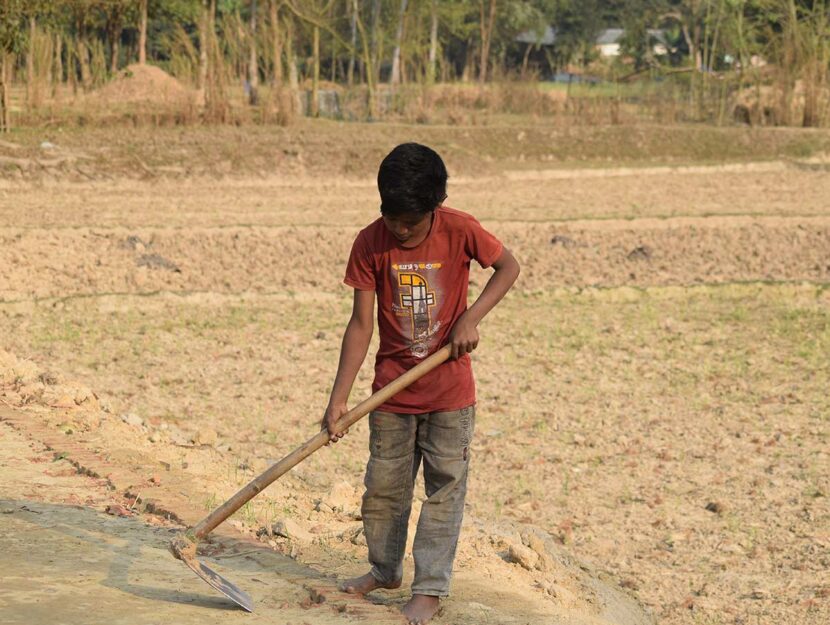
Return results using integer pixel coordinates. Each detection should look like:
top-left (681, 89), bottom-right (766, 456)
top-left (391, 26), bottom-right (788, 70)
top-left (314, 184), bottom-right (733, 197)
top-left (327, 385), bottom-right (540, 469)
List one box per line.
top-left (362, 405), bottom-right (475, 597)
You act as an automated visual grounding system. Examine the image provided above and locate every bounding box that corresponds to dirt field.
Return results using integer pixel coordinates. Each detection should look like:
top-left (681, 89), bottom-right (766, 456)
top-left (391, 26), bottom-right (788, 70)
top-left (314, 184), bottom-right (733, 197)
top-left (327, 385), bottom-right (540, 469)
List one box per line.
top-left (1, 122), bottom-right (828, 625)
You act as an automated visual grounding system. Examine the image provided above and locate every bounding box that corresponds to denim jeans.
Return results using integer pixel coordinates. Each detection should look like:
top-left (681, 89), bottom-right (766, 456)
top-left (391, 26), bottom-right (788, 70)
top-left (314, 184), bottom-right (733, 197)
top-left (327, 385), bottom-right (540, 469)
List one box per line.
top-left (361, 405), bottom-right (475, 597)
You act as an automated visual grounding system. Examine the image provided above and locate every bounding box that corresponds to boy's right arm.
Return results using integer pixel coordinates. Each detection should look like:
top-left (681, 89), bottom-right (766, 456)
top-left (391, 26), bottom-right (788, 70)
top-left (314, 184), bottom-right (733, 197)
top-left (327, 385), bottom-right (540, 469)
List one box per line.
top-left (323, 288), bottom-right (375, 442)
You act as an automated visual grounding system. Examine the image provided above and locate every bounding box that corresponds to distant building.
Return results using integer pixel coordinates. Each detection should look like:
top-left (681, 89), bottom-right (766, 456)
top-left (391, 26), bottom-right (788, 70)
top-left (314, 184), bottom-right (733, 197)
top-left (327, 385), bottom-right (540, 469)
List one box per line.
top-left (595, 28), bottom-right (669, 57)
top-left (595, 28), bottom-right (624, 57)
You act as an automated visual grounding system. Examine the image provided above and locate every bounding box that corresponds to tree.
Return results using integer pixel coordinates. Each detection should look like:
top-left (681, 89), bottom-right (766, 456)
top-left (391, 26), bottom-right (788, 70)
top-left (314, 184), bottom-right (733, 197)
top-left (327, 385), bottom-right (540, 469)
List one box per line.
top-left (427, 0), bottom-right (438, 84)
top-left (198, 0), bottom-right (210, 94)
top-left (138, 0), bottom-right (148, 63)
top-left (346, 0), bottom-right (357, 85)
top-left (248, 0), bottom-right (258, 104)
top-left (548, 0), bottom-right (605, 69)
top-left (354, 0), bottom-right (378, 116)
top-left (0, 0), bottom-right (26, 131)
top-left (63, 0), bottom-right (96, 91)
top-left (270, 0), bottom-right (283, 86)
top-left (390, 0), bottom-right (408, 85)
top-left (101, 0), bottom-right (131, 73)
top-left (479, 0), bottom-right (497, 82)
top-left (286, 0), bottom-right (341, 115)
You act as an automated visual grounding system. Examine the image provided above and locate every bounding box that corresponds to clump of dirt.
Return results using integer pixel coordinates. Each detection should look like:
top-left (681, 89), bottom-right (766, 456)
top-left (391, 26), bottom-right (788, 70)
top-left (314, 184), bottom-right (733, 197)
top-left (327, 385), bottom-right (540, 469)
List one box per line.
top-left (136, 253), bottom-right (181, 273)
top-left (0, 349), bottom-right (102, 414)
top-left (83, 64), bottom-right (194, 108)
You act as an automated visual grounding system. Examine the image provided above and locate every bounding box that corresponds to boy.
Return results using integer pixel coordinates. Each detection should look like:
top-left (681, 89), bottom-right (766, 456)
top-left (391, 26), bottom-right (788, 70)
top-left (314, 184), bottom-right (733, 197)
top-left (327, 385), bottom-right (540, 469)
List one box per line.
top-left (323, 143), bottom-right (519, 625)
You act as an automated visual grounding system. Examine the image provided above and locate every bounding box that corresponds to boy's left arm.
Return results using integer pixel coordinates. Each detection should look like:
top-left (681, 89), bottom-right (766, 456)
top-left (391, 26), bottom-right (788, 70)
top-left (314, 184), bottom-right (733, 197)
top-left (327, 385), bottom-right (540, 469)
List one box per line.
top-left (448, 247), bottom-right (520, 360)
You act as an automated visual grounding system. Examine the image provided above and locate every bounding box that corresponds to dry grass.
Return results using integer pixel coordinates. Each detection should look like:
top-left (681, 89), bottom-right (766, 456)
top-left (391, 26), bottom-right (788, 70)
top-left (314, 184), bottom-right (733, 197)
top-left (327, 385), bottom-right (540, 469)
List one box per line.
top-left (1, 120), bottom-right (829, 184)
top-left (9, 57), bottom-right (830, 130)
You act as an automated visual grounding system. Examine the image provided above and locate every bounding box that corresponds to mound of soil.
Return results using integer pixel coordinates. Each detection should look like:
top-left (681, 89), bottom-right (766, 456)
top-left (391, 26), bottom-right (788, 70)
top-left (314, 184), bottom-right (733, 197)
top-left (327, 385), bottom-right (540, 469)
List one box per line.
top-left (84, 63), bottom-right (193, 107)
top-left (0, 349), bottom-right (100, 413)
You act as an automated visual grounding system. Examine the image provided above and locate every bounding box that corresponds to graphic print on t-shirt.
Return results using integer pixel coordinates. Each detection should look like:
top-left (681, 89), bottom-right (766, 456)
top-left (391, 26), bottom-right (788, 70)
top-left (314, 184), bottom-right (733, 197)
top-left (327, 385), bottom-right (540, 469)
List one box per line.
top-left (393, 262), bottom-right (443, 359)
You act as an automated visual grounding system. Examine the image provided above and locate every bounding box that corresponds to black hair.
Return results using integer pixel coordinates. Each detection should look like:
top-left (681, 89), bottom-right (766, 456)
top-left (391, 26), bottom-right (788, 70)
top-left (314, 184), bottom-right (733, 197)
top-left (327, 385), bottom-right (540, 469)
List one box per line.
top-left (377, 143), bottom-right (448, 217)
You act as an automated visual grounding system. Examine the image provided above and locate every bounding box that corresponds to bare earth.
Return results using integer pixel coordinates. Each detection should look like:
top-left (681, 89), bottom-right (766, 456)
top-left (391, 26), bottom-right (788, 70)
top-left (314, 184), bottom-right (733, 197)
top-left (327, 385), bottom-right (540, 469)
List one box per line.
top-left (1, 123), bottom-right (828, 625)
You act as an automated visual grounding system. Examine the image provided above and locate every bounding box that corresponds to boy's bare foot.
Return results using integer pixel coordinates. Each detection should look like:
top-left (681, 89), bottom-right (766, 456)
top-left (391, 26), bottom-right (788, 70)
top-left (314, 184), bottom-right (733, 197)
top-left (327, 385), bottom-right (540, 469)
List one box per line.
top-left (403, 594), bottom-right (441, 625)
top-left (339, 572), bottom-right (401, 595)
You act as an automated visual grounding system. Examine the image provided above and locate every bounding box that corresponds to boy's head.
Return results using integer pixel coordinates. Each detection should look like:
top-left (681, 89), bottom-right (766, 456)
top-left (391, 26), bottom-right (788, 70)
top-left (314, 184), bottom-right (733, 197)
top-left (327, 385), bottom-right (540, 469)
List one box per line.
top-left (378, 143), bottom-right (447, 219)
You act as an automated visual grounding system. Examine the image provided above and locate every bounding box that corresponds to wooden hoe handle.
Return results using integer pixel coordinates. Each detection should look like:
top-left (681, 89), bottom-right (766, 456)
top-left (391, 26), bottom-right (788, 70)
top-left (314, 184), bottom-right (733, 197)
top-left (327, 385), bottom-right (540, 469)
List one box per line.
top-left (191, 344), bottom-right (452, 540)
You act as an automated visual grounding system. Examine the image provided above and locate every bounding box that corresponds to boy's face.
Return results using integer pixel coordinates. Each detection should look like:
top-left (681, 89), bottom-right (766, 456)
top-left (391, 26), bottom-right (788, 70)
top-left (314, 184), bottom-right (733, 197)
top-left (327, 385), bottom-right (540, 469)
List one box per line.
top-left (382, 211), bottom-right (433, 247)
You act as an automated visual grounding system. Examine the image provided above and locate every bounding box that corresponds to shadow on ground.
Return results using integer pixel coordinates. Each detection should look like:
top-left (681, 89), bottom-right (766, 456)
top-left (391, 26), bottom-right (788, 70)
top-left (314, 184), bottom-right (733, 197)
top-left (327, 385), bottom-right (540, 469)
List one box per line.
top-left (0, 499), bottom-right (378, 624)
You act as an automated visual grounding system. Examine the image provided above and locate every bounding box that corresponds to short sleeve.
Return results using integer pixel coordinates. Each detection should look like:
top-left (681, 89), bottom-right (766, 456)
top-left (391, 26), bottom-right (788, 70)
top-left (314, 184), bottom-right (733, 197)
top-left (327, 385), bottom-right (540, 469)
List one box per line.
top-left (344, 230), bottom-right (376, 290)
top-left (465, 217), bottom-right (504, 269)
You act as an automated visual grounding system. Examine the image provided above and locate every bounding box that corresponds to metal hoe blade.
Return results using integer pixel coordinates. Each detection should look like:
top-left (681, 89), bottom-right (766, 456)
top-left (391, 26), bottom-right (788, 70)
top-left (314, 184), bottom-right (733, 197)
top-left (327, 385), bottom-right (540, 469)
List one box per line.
top-left (181, 555), bottom-right (254, 612)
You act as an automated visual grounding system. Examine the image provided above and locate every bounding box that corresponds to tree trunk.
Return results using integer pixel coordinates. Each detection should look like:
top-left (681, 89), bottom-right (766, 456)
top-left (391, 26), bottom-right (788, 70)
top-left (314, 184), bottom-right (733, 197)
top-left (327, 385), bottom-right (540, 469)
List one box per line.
top-left (347, 0), bottom-right (357, 86)
top-left (427, 0), bottom-right (438, 85)
top-left (390, 0), bottom-right (408, 85)
top-left (803, 59), bottom-right (818, 127)
top-left (197, 0), bottom-right (211, 113)
top-left (77, 39), bottom-right (92, 91)
top-left (370, 0), bottom-right (381, 84)
top-left (285, 14), bottom-right (301, 113)
top-left (199, 0), bottom-right (209, 94)
top-left (270, 0), bottom-right (282, 86)
top-left (521, 43), bottom-right (532, 78)
top-left (105, 6), bottom-right (123, 75)
top-left (330, 31), bottom-right (337, 83)
top-left (139, 0), bottom-right (148, 65)
top-left (355, 4), bottom-right (377, 118)
top-left (679, 21), bottom-right (700, 72)
top-left (0, 53), bottom-right (10, 132)
top-left (478, 0), bottom-right (496, 83)
top-left (54, 35), bottom-right (63, 99)
top-left (462, 40), bottom-right (473, 82)
top-left (286, 16), bottom-right (298, 91)
top-left (45, 34), bottom-right (53, 89)
top-left (110, 20), bottom-right (121, 75)
top-left (249, 0), bottom-right (259, 104)
top-left (693, 23), bottom-right (703, 71)
top-left (68, 37), bottom-right (78, 96)
top-left (206, 0), bottom-right (223, 118)
top-left (311, 25), bottom-right (320, 116)
top-left (26, 16), bottom-right (36, 108)
top-left (111, 38), bottom-right (120, 74)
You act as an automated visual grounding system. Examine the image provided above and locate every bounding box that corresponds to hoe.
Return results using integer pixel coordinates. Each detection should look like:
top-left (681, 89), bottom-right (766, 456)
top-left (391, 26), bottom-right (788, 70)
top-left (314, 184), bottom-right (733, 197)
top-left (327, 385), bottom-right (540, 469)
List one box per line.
top-left (169, 345), bottom-right (452, 611)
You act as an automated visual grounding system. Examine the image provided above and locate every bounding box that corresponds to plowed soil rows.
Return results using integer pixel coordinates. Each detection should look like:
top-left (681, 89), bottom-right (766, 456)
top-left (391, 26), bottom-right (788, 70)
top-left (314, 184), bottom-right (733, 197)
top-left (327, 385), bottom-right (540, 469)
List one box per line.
top-left (1, 215), bottom-right (829, 301)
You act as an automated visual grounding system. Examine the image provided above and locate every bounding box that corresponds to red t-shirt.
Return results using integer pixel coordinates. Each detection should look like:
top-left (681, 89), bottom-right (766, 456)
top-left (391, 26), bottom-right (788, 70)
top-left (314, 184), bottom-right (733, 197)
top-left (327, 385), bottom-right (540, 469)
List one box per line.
top-left (344, 205), bottom-right (503, 413)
